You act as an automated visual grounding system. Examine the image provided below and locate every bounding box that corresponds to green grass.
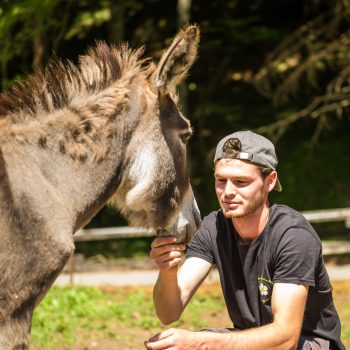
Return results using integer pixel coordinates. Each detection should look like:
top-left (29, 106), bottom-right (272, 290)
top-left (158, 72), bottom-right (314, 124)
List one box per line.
top-left (31, 287), bottom-right (114, 347)
top-left (30, 282), bottom-right (350, 349)
top-left (333, 281), bottom-right (350, 349)
top-left (31, 286), bottom-right (159, 348)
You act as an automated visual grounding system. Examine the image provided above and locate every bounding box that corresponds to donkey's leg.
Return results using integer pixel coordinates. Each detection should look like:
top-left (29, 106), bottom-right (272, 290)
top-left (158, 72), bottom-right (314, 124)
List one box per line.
top-left (0, 147), bottom-right (76, 349)
top-left (0, 223), bottom-right (74, 350)
top-left (0, 307), bottom-right (36, 350)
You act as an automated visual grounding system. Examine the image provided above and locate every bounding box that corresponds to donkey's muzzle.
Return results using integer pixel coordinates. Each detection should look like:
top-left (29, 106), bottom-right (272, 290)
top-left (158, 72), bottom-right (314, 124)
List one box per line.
top-left (160, 188), bottom-right (201, 243)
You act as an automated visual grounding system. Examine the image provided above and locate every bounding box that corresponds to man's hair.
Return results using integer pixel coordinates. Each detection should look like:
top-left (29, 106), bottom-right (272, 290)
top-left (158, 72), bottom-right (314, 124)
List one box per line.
top-left (222, 137), bottom-right (242, 157)
top-left (219, 137), bottom-right (274, 180)
top-left (257, 165), bottom-right (274, 180)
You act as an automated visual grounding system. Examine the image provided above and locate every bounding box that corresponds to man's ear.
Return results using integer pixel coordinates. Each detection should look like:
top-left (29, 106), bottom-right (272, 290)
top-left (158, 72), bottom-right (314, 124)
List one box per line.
top-left (266, 171), bottom-right (278, 193)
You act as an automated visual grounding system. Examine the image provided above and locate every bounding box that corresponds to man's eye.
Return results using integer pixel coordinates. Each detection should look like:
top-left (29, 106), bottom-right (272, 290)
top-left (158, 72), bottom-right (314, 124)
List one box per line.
top-left (216, 179), bottom-right (226, 184)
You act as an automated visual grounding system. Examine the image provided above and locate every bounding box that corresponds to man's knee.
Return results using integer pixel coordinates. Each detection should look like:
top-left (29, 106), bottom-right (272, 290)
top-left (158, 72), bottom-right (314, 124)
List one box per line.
top-left (297, 336), bottom-right (331, 350)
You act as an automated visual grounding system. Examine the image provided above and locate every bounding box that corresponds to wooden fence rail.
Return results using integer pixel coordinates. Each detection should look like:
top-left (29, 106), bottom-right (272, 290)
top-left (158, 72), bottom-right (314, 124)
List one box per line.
top-left (73, 207), bottom-right (350, 255)
top-left (65, 208), bottom-right (350, 284)
top-left (301, 207), bottom-right (350, 228)
top-left (74, 226), bottom-right (155, 241)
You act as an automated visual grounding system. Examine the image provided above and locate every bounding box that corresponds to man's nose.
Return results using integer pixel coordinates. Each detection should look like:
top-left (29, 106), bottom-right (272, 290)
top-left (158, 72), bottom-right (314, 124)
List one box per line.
top-left (224, 180), bottom-right (236, 197)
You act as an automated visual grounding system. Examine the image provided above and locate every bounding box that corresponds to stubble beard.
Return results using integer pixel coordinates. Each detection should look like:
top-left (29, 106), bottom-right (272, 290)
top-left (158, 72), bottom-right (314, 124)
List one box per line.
top-left (221, 189), bottom-right (266, 219)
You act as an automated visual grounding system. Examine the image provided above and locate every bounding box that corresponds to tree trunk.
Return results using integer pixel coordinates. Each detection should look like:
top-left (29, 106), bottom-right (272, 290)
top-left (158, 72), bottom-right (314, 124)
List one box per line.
top-left (108, 0), bottom-right (124, 44)
top-left (177, 0), bottom-right (192, 117)
top-left (1, 52), bottom-right (8, 90)
top-left (32, 34), bottom-right (45, 71)
top-left (177, 0), bottom-right (192, 27)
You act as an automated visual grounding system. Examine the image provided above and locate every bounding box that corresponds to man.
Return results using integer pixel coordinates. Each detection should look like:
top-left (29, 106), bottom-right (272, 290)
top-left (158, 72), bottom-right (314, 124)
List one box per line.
top-left (145, 130), bottom-right (345, 350)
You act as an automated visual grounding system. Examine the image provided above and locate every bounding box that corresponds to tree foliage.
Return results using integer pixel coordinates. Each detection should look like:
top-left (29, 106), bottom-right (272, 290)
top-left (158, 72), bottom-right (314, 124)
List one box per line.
top-left (254, 0), bottom-right (350, 142)
top-left (0, 0), bottom-right (349, 230)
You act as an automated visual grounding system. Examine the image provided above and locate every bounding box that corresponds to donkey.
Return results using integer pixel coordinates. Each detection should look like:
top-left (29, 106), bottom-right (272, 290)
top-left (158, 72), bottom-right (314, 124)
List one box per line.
top-left (0, 26), bottom-right (201, 349)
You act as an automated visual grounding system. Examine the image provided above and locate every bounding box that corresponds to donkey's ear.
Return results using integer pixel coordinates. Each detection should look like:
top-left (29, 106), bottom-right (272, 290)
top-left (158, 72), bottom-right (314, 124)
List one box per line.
top-left (155, 25), bottom-right (200, 95)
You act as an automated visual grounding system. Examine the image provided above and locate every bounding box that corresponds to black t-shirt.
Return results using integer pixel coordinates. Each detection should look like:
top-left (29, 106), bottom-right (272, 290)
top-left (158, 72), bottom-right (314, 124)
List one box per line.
top-left (187, 204), bottom-right (345, 350)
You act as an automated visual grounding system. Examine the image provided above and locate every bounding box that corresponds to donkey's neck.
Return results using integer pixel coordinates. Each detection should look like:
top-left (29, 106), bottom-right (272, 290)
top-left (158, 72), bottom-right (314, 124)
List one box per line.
top-left (0, 42), bottom-right (151, 236)
top-left (0, 86), bottom-right (145, 232)
top-left (0, 91), bottom-right (147, 350)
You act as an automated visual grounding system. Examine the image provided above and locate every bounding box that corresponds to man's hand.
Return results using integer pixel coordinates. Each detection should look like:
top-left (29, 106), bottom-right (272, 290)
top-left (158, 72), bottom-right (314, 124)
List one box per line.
top-left (145, 328), bottom-right (203, 350)
top-left (150, 236), bottom-right (186, 271)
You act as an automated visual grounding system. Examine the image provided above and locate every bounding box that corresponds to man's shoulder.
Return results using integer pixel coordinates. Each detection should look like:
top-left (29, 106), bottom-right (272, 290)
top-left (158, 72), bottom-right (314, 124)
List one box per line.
top-left (271, 203), bottom-right (301, 215)
top-left (270, 204), bottom-right (310, 226)
top-left (198, 210), bottom-right (229, 236)
top-left (202, 209), bottom-right (223, 224)
top-left (268, 204), bottom-right (321, 244)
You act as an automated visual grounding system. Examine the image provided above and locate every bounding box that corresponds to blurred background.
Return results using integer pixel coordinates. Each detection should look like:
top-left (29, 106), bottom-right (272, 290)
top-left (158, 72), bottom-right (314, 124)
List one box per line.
top-left (1, 0), bottom-right (349, 257)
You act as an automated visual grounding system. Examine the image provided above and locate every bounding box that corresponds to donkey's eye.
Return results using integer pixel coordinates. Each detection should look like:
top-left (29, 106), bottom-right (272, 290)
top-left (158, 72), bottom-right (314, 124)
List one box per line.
top-left (180, 131), bottom-right (192, 144)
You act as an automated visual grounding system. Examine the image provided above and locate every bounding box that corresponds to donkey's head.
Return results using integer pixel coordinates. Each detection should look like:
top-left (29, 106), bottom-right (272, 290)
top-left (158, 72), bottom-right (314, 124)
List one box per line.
top-left (110, 26), bottom-right (201, 242)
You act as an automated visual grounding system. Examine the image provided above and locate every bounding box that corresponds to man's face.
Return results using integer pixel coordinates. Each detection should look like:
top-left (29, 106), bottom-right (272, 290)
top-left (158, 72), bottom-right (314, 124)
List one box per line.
top-left (214, 159), bottom-right (275, 219)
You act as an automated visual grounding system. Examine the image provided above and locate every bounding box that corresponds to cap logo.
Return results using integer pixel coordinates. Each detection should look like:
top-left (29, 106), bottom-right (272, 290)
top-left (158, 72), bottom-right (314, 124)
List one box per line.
top-left (238, 152), bottom-right (253, 160)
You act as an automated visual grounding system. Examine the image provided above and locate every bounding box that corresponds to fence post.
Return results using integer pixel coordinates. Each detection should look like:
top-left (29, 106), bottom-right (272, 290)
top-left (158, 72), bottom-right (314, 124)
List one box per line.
top-left (68, 253), bottom-right (75, 286)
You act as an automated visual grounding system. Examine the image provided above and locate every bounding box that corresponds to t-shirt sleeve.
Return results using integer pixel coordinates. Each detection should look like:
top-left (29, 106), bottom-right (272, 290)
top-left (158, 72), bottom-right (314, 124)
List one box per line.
top-left (187, 215), bottom-right (215, 265)
top-left (273, 228), bottom-right (321, 287)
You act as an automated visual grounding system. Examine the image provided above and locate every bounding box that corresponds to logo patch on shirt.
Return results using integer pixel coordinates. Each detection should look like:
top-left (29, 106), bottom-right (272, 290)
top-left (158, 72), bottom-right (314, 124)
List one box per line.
top-left (258, 277), bottom-right (273, 304)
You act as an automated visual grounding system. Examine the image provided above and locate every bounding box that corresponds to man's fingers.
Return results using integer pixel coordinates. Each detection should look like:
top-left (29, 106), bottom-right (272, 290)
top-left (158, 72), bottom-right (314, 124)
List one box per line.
top-left (145, 337), bottom-right (170, 349)
top-left (151, 236), bottom-right (177, 248)
top-left (158, 257), bottom-right (182, 270)
top-left (149, 237), bottom-right (186, 270)
top-left (145, 329), bottom-right (176, 349)
top-left (144, 340), bottom-right (170, 350)
top-left (150, 244), bottom-right (186, 258)
top-left (155, 250), bottom-right (183, 262)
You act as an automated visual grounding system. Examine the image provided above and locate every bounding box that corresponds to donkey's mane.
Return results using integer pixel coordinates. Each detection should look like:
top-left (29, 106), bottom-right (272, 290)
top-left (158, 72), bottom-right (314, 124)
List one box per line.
top-left (0, 42), bottom-right (149, 118)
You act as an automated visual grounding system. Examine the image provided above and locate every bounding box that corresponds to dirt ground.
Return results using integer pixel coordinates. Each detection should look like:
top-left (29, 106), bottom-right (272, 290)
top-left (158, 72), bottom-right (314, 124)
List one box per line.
top-left (39, 329), bottom-right (155, 350)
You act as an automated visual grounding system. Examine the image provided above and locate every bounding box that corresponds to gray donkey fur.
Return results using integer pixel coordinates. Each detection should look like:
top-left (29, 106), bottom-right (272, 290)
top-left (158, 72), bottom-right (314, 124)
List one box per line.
top-left (0, 26), bottom-right (201, 349)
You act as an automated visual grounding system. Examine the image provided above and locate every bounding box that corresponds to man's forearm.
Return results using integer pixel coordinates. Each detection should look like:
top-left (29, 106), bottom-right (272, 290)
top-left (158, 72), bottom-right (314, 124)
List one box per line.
top-left (198, 282), bottom-right (306, 350)
top-left (145, 322), bottom-right (299, 350)
top-left (153, 269), bottom-right (184, 325)
top-left (197, 322), bottom-right (299, 350)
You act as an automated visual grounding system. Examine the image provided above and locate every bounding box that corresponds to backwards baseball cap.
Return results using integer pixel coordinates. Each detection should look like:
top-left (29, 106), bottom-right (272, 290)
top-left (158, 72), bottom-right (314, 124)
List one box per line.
top-left (214, 130), bottom-right (282, 192)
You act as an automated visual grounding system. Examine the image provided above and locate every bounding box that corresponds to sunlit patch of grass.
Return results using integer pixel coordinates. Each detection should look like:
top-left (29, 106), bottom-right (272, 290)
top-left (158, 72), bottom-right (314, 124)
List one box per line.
top-left (30, 281), bottom-right (350, 349)
top-left (333, 281), bottom-right (350, 348)
top-left (31, 286), bottom-right (115, 347)
top-left (173, 285), bottom-right (228, 330)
